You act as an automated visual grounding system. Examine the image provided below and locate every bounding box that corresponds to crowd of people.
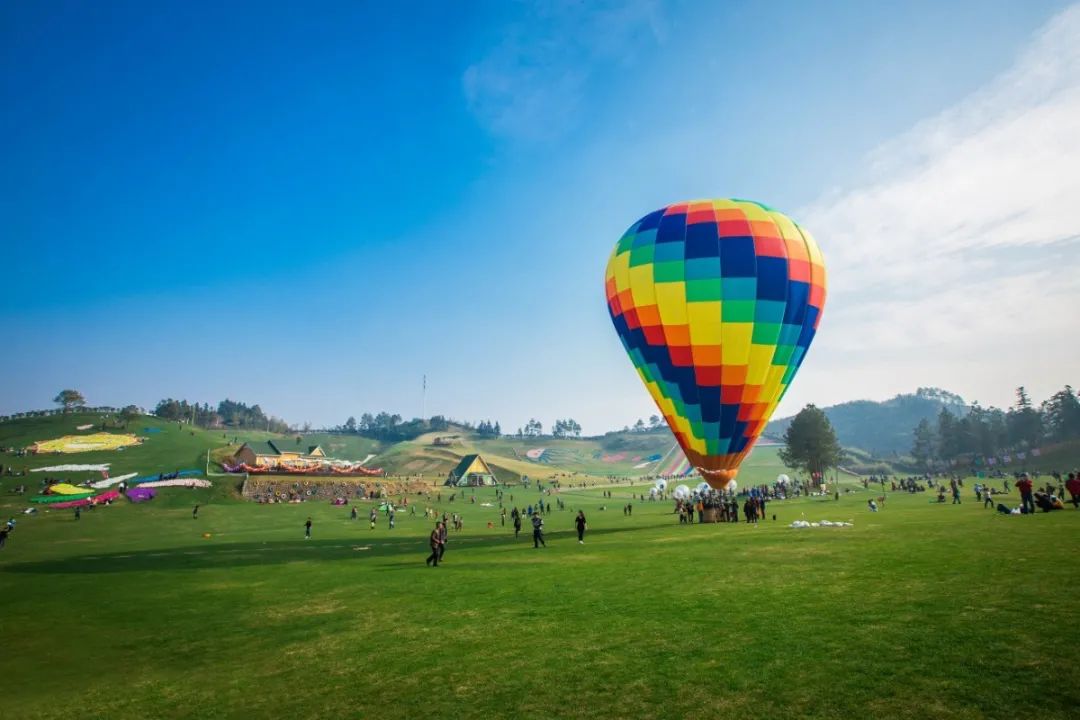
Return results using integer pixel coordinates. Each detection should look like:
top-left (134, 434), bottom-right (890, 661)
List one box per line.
top-left (246, 477), bottom-right (427, 503)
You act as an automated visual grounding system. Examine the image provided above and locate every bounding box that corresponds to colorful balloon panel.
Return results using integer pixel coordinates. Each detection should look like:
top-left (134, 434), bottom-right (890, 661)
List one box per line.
top-left (605, 199), bottom-right (826, 488)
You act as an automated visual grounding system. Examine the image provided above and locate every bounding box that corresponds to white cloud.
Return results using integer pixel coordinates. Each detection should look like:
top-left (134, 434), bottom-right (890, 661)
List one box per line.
top-left (463, 0), bottom-right (665, 140)
top-left (785, 4), bottom-right (1080, 413)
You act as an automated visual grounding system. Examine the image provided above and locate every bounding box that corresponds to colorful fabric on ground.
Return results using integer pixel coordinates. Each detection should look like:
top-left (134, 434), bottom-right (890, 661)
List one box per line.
top-left (48, 483), bottom-right (92, 495)
top-left (126, 487), bottom-right (156, 502)
top-left (129, 469), bottom-right (202, 485)
top-left (50, 497), bottom-right (93, 509)
top-left (31, 433), bottom-right (142, 454)
top-left (51, 490), bottom-right (121, 510)
top-left (90, 472), bottom-right (138, 489)
top-left (31, 464), bottom-right (111, 472)
top-left (30, 492), bottom-right (95, 504)
top-left (605, 199), bottom-right (826, 487)
top-left (136, 478), bottom-right (211, 489)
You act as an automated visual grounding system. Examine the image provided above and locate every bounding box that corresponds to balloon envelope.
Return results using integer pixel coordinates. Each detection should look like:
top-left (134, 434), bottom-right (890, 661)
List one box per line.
top-left (673, 484), bottom-right (691, 500)
top-left (606, 199), bottom-right (826, 489)
top-left (654, 479), bottom-right (668, 492)
top-left (777, 474), bottom-right (790, 484)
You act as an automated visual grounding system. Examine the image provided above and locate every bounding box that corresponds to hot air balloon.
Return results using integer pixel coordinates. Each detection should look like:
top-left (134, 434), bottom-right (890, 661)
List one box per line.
top-left (606, 199), bottom-right (826, 490)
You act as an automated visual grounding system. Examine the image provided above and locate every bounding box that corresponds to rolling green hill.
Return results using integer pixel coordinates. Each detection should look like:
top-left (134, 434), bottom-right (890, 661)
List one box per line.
top-left (0, 414), bottom-right (802, 498)
top-left (767, 387), bottom-right (969, 455)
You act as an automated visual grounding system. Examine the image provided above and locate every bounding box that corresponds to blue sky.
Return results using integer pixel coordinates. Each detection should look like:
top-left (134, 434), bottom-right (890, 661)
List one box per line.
top-left (3, 0), bottom-right (1078, 433)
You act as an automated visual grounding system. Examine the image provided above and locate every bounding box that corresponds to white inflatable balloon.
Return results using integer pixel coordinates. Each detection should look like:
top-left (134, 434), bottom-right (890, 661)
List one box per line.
top-left (696, 482), bottom-right (711, 495)
top-left (654, 479), bottom-right (668, 492)
top-left (727, 480), bottom-right (738, 492)
top-left (673, 484), bottom-right (691, 501)
top-left (776, 474), bottom-right (790, 484)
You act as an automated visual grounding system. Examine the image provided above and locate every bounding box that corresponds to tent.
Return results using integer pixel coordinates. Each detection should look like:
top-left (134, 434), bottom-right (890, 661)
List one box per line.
top-left (445, 454), bottom-right (498, 487)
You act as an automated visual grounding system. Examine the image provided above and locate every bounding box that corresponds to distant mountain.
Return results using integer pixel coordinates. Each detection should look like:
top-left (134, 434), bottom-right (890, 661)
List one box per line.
top-left (766, 387), bottom-right (969, 455)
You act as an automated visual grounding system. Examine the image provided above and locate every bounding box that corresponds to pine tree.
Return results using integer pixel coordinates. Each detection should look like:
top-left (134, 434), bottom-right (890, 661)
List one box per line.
top-left (778, 405), bottom-right (843, 483)
top-left (911, 418), bottom-right (935, 470)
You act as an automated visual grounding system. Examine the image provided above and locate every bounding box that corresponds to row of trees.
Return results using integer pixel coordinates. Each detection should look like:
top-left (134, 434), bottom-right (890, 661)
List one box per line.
top-left (476, 420), bottom-right (502, 437)
top-left (619, 415), bottom-right (665, 433)
top-left (339, 414), bottom-right (597, 441)
top-left (551, 418), bottom-right (582, 437)
top-left (512, 418), bottom-right (584, 438)
top-left (910, 386), bottom-right (1080, 468)
top-left (52, 389), bottom-right (141, 427)
top-left (154, 398), bottom-right (291, 433)
top-left (340, 413), bottom-right (452, 441)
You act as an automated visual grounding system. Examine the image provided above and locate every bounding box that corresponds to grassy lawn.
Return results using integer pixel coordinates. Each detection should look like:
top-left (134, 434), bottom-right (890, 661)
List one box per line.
top-left (1, 471), bottom-right (1078, 719)
top-left (1, 415), bottom-right (1078, 719)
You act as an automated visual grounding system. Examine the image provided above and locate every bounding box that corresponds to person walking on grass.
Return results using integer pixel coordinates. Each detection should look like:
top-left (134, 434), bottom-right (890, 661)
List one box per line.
top-left (193, 504), bottom-right (199, 519)
top-left (351, 506), bottom-right (358, 521)
top-left (426, 522), bottom-right (442, 567)
top-left (388, 508), bottom-right (395, 530)
top-left (304, 517), bottom-right (312, 540)
top-left (575, 510), bottom-right (587, 544)
top-left (1016, 473), bottom-right (1036, 515)
top-left (1066, 472), bottom-right (1080, 509)
top-left (369, 507), bottom-right (377, 530)
top-left (438, 520), bottom-right (448, 562)
top-left (532, 513), bottom-right (546, 548)
top-left (0, 526), bottom-right (8, 550)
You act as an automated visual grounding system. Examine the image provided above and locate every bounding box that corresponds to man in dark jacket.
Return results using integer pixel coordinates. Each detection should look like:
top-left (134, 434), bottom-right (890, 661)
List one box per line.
top-left (532, 514), bottom-right (546, 548)
top-left (426, 522), bottom-right (442, 567)
top-left (438, 520), bottom-right (448, 562)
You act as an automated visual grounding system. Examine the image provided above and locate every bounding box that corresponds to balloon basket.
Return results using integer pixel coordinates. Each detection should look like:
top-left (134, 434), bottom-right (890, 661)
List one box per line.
top-left (701, 508), bottom-right (722, 523)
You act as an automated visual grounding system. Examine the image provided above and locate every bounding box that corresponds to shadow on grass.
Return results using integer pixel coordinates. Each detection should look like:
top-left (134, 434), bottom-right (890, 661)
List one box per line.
top-left (0, 524), bottom-right (683, 575)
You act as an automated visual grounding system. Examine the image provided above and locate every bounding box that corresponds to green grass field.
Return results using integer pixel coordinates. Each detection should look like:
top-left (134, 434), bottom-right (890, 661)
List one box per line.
top-left (2, 415), bottom-right (1078, 719)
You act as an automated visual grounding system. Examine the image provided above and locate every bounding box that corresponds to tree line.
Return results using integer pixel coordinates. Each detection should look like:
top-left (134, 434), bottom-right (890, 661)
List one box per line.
top-left (910, 386), bottom-right (1080, 469)
top-left (341, 413), bottom-right (439, 441)
top-left (513, 418), bottom-right (582, 438)
top-left (154, 398), bottom-right (291, 434)
top-left (616, 415), bottom-right (665, 433)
